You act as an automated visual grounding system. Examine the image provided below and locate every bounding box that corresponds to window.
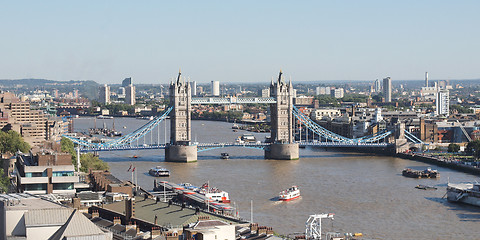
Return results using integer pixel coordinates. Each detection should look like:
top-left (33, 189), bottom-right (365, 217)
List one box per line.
top-left (53, 183), bottom-right (74, 190)
top-left (24, 183), bottom-right (46, 191)
top-left (52, 171), bottom-right (74, 177)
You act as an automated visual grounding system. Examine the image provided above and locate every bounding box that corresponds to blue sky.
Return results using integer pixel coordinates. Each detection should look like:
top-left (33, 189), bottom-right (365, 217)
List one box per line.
top-left (1, 1), bottom-right (478, 84)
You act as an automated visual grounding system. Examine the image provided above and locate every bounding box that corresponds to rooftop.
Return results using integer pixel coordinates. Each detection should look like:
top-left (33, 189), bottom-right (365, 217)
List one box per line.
top-left (103, 198), bottom-right (237, 227)
top-left (0, 193), bottom-right (65, 211)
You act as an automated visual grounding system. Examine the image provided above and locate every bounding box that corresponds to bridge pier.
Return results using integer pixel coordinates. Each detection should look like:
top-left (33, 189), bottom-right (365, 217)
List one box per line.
top-left (265, 143), bottom-right (299, 160)
top-left (165, 145), bottom-right (197, 162)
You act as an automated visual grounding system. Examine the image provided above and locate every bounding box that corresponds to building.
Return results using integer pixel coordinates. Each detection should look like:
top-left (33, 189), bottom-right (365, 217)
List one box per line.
top-left (310, 109), bottom-right (342, 121)
top-left (122, 77), bottom-right (132, 87)
top-left (99, 84), bottom-right (110, 104)
top-left (374, 79), bottom-right (381, 93)
top-left (15, 151), bottom-right (79, 195)
top-left (122, 78), bottom-right (136, 105)
top-left (436, 89), bottom-right (449, 116)
top-left (316, 86), bottom-right (330, 95)
top-left (261, 88), bottom-right (270, 97)
top-left (117, 87), bottom-right (125, 99)
top-left (0, 193), bottom-right (111, 240)
top-left (191, 80), bottom-right (197, 96)
top-left (425, 72), bottom-right (429, 87)
top-left (330, 88), bottom-right (344, 98)
top-left (294, 96), bottom-right (314, 106)
top-left (383, 77), bottom-right (392, 102)
top-left (211, 81), bottom-right (220, 96)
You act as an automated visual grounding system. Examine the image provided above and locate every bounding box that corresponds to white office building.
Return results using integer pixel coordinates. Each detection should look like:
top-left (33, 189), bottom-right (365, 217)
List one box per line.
top-left (436, 89), bottom-right (449, 116)
top-left (99, 84), bottom-right (110, 104)
top-left (383, 77), bottom-right (392, 102)
top-left (211, 81), bottom-right (220, 96)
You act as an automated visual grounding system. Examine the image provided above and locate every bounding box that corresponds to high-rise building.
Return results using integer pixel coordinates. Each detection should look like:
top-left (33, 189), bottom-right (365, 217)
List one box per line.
top-left (125, 84), bottom-right (136, 105)
top-left (436, 89), bottom-right (449, 116)
top-left (191, 81), bottom-right (197, 96)
top-left (330, 88), bottom-right (344, 98)
top-left (374, 79), bottom-right (381, 92)
top-left (383, 77), bottom-right (392, 102)
top-left (211, 81), bottom-right (220, 96)
top-left (122, 77), bottom-right (132, 87)
top-left (425, 72), bottom-right (429, 87)
top-left (99, 84), bottom-right (110, 104)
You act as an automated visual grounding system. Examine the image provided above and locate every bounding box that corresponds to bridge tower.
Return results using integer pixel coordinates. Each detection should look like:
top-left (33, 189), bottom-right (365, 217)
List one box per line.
top-left (265, 70), bottom-right (299, 160)
top-left (165, 70), bottom-right (197, 162)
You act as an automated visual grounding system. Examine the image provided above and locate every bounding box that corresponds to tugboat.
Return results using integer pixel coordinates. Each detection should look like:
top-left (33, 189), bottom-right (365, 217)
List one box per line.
top-left (402, 167), bottom-right (440, 178)
top-left (415, 184), bottom-right (437, 190)
top-left (149, 166), bottom-right (170, 177)
top-left (279, 186), bottom-right (301, 201)
top-left (221, 153), bottom-right (230, 159)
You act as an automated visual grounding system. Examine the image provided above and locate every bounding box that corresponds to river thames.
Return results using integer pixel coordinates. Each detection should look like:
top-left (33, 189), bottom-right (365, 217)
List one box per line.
top-left (75, 117), bottom-right (480, 239)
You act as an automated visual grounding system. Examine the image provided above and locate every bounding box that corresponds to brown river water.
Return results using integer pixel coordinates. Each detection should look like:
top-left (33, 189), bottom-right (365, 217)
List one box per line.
top-left (74, 117), bottom-right (480, 239)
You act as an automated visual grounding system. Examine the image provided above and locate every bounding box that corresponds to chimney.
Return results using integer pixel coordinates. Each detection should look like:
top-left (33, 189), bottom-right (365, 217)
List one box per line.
top-left (250, 223), bottom-right (258, 232)
top-left (125, 198), bottom-right (135, 222)
top-left (91, 210), bottom-right (99, 218)
top-left (151, 227), bottom-right (161, 239)
top-left (72, 198), bottom-right (81, 209)
top-left (113, 217), bottom-right (121, 225)
top-left (126, 221), bottom-right (136, 231)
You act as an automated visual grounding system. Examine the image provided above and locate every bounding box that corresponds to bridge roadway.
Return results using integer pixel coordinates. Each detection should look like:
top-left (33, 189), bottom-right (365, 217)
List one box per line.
top-left (78, 142), bottom-right (392, 152)
top-left (191, 97), bottom-right (276, 104)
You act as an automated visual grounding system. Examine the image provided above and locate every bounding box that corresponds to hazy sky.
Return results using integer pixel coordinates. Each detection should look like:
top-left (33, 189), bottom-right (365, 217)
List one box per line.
top-left (1, 1), bottom-right (478, 84)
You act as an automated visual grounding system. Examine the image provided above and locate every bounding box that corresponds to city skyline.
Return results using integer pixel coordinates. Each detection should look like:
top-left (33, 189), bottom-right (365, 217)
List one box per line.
top-left (1, 1), bottom-right (479, 84)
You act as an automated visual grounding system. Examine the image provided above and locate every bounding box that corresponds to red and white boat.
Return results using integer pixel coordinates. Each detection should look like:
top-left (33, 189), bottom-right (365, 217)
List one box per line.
top-left (279, 186), bottom-right (301, 201)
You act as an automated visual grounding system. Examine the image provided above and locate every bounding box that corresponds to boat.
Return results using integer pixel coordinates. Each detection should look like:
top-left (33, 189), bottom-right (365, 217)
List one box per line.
top-left (149, 166), bottom-right (170, 177)
top-left (241, 134), bottom-right (256, 142)
top-left (446, 183), bottom-right (480, 207)
top-left (132, 155), bottom-right (138, 158)
top-left (402, 167), bottom-right (440, 178)
top-left (97, 115), bottom-right (113, 119)
top-left (279, 186), bottom-right (300, 201)
top-left (221, 153), bottom-right (229, 159)
top-left (415, 184), bottom-right (437, 190)
top-left (180, 182), bottom-right (230, 203)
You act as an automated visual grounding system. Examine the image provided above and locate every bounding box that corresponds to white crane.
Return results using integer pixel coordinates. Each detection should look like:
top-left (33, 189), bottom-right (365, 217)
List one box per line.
top-left (306, 213), bottom-right (334, 239)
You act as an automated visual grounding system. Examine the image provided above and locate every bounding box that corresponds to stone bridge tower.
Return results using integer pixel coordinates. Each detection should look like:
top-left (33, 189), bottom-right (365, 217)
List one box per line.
top-left (265, 71), bottom-right (299, 160)
top-left (165, 70), bottom-right (197, 162)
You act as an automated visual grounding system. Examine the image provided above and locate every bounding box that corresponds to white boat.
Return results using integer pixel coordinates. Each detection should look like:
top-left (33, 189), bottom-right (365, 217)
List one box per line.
top-left (279, 186), bottom-right (301, 201)
top-left (447, 183), bottom-right (480, 207)
top-left (97, 115), bottom-right (113, 119)
top-left (241, 134), bottom-right (256, 142)
top-left (148, 166), bottom-right (170, 177)
top-left (181, 182), bottom-right (230, 203)
top-left (221, 153), bottom-right (229, 159)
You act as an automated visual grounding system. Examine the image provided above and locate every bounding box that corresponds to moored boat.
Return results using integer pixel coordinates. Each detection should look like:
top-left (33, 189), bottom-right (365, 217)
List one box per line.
top-left (221, 153), bottom-right (229, 159)
top-left (149, 166), bottom-right (170, 177)
top-left (180, 182), bottom-right (230, 203)
top-left (447, 183), bottom-right (480, 207)
top-left (279, 186), bottom-right (300, 201)
top-left (402, 167), bottom-right (440, 178)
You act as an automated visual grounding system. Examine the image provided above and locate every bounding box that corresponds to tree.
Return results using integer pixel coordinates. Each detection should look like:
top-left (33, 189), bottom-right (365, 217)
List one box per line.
top-left (466, 140), bottom-right (480, 158)
top-left (79, 153), bottom-right (109, 173)
top-left (61, 137), bottom-right (77, 169)
top-left (447, 143), bottom-right (460, 153)
top-left (0, 130), bottom-right (30, 154)
top-left (0, 169), bottom-right (9, 193)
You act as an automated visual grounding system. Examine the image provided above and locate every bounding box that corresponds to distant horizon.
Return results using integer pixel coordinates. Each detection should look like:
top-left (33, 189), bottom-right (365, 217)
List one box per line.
top-left (1, 77), bottom-right (479, 86)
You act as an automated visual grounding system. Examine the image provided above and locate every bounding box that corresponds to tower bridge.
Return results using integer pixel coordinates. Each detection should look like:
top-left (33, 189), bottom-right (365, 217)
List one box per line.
top-left (63, 70), bottom-right (403, 162)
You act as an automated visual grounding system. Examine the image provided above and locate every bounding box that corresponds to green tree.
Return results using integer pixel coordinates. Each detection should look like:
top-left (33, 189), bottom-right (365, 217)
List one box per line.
top-left (61, 138), bottom-right (78, 170)
top-left (0, 130), bottom-right (30, 154)
top-left (80, 153), bottom-right (109, 173)
top-left (0, 169), bottom-right (9, 193)
top-left (466, 140), bottom-right (480, 158)
top-left (447, 143), bottom-right (460, 153)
